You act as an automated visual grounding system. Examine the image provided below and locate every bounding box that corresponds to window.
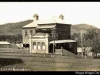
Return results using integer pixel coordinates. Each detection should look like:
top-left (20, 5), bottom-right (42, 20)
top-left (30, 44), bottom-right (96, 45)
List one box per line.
top-left (26, 44), bottom-right (29, 48)
top-left (25, 30), bottom-right (27, 36)
top-left (42, 42), bottom-right (45, 50)
top-left (37, 42), bottom-right (41, 50)
top-left (23, 44), bottom-right (29, 48)
top-left (33, 42), bottom-right (36, 49)
top-left (30, 30), bottom-right (33, 34)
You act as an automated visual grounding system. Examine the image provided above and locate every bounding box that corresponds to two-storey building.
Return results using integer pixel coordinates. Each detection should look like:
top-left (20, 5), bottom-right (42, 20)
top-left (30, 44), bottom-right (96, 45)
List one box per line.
top-left (22, 14), bottom-right (77, 55)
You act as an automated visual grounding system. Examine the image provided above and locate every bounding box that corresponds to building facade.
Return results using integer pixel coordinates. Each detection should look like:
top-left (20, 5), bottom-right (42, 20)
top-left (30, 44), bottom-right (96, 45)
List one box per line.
top-left (22, 14), bottom-right (77, 55)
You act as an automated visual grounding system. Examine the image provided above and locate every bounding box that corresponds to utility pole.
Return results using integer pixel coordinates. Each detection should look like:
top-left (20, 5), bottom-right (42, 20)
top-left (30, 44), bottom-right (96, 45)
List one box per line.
top-left (80, 30), bottom-right (83, 57)
top-left (52, 27), bottom-right (56, 57)
top-left (30, 31), bottom-right (32, 56)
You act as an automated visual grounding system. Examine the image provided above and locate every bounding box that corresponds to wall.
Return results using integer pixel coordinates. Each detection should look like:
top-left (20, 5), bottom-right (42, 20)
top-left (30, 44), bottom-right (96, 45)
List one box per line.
top-left (22, 28), bottom-right (36, 44)
top-left (29, 36), bottom-right (49, 54)
top-left (37, 23), bottom-right (71, 40)
top-left (56, 24), bottom-right (71, 40)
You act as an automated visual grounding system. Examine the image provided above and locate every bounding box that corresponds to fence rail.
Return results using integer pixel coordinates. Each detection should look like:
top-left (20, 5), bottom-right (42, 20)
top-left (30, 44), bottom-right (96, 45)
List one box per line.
top-left (0, 48), bottom-right (65, 58)
top-left (0, 48), bottom-right (56, 58)
top-left (0, 48), bottom-right (29, 52)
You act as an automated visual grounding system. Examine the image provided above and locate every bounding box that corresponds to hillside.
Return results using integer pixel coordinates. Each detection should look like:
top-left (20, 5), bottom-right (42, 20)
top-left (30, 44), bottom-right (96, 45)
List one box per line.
top-left (0, 20), bottom-right (99, 35)
top-left (71, 24), bottom-right (99, 35)
top-left (0, 20), bottom-right (33, 35)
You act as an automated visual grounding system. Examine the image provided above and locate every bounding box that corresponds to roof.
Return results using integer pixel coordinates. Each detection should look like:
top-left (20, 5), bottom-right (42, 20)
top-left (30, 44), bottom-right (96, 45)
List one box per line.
top-left (29, 33), bottom-right (49, 38)
top-left (37, 25), bottom-right (56, 29)
top-left (23, 17), bottom-right (69, 28)
top-left (23, 20), bottom-right (38, 28)
top-left (49, 40), bottom-right (76, 44)
top-left (38, 17), bottom-right (68, 24)
top-left (0, 41), bottom-right (10, 44)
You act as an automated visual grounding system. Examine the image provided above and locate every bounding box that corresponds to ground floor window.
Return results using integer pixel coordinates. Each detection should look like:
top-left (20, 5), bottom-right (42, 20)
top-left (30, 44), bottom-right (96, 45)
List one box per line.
top-left (33, 42), bottom-right (36, 49)
top-left (23, 44), bottom-right (29, 48)
top-left (32, 42), bottom-right (46, 50)
top-left (37, 42), bottom-right (41, 50)
top-left (42, 42), bottom-right (46, 50)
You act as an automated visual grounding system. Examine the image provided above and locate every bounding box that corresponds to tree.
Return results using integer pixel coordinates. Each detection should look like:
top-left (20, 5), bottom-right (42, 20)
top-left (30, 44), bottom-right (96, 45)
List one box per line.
top-left (71, 31), bottom-right (89, 57)
top-left (71, 29), bottom-right (100, 57)
top-left (85, 29), bottom-right (100, 57)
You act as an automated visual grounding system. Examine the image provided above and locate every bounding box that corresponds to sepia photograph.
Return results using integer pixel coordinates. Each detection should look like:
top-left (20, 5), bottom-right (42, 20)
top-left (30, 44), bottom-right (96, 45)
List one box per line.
top-left (0, 2), bottom-right (100, 72)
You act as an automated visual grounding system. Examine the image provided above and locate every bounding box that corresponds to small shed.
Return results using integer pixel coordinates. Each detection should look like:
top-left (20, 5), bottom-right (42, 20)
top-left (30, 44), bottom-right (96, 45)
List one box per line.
top-left (0, 41), bottom-right (11, 48)
top-left (77, 47), bottom-right (93, 56)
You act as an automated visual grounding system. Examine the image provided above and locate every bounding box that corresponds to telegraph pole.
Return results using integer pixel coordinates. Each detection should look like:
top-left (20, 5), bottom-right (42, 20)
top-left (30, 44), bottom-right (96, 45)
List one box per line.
top-left (80, 30), bottom-right (83, 57)
top-left (52, 27), bottom-right (56, 57)
top-left (81, 30), bottom-right (83, 49)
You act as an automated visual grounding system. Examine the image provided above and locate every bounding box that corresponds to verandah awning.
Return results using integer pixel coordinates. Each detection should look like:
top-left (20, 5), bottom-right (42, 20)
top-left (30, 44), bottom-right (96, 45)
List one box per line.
top-left (37, 25), bottom-right (56, 29)
top-left (49, 40), bottom-right (76, 44)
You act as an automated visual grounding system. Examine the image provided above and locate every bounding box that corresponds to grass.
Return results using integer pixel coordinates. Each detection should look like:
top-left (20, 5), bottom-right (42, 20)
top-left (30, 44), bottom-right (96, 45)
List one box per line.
top-left (0, 52), bottom-right (100, 71)
top-left (22, 58), bottom-right (100, 71)
top-left (10, 55), bottom-right (100, 71)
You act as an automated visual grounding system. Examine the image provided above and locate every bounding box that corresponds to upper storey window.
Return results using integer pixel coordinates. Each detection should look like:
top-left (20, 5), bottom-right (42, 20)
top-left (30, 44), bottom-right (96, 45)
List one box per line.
top-left (25, 30), bottom-right (28, 36)
top-left (30, 30), bottom-right (33, 34)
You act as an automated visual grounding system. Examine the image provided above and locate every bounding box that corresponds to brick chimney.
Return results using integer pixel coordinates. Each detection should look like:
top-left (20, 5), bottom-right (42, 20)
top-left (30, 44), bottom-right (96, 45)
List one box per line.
top-left (59, 14), bottom-right (64, 20)
top-left (33, 14), bottom-right (39, 20)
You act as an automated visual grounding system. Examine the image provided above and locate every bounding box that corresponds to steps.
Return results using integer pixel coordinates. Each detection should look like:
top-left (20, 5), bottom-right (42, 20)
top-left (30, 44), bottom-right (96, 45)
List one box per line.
top-left (55, 49), bottom-right (77, 57)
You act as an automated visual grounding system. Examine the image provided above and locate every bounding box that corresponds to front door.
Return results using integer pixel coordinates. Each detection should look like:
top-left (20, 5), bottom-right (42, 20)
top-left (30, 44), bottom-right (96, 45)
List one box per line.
top-left (49, 44), bottom-right (55, 53)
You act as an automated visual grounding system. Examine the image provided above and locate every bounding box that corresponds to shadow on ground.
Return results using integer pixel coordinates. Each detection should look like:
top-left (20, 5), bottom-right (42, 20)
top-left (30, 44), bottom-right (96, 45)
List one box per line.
top-left (0, 58), bottom-right (23, 68)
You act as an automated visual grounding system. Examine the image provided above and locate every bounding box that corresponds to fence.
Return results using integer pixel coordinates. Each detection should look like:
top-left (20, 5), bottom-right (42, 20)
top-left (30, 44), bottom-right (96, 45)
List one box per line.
top-left (0, 48), bottom-right (58, 58)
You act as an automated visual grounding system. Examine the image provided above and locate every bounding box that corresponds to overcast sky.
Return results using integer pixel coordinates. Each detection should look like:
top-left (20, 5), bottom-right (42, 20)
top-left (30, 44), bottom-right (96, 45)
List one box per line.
top-left (0, 2), bottom-right (100, 28)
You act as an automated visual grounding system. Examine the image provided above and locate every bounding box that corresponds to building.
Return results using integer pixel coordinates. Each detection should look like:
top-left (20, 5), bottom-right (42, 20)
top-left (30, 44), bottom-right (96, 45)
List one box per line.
top-left (77, 47), bottom-right (93, 57)
top-left (22, 14), bottom-right (77, 55)
top-left (0, 41), bottom-right (11, 48)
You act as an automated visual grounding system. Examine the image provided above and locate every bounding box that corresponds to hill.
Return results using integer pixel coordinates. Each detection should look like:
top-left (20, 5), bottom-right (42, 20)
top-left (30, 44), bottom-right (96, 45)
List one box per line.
top-left (71, 24), bottom-right (99, 35)
top-left (0, 20), bottom-right (33, 35)
top-left (0, 20), bottom-right (99, 35)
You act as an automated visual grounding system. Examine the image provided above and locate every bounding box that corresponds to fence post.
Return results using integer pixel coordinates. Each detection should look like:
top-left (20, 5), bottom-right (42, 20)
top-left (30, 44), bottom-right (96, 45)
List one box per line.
top-left (26, 48), bottom-right (29, 56)
top-left (36, 52), bottom-right (37, 57)
top-left (51, 53), bottom-right (52, 57)
top-left (44, 52), bottom-right (45, 57)
top-left (52, 53), bottom-right (54, 58)
top-left (61, 46), bottom-right (63, 56)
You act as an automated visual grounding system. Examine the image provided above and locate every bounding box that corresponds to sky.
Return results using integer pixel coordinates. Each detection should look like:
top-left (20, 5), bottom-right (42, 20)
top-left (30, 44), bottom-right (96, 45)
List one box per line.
top-left (0, 2), bottom-right (100, 28)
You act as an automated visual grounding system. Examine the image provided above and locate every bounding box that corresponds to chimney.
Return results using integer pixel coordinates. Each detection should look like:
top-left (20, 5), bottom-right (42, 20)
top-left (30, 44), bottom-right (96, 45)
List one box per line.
top-left (33, 14), bottom-right (39, 20)
top-left (59, 14), bottom-right (64, 20)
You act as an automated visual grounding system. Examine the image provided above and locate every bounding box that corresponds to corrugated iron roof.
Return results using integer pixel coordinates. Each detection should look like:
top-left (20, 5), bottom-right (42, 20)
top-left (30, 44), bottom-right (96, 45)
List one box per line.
top-left (0, 41), bottom-right (10, 44)
top-left (23, 17), bottom-right (69, 28)
top-left (23, 20), bottom-right (38, 28)
top-left (38, 17), bottom-right (68, 24)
